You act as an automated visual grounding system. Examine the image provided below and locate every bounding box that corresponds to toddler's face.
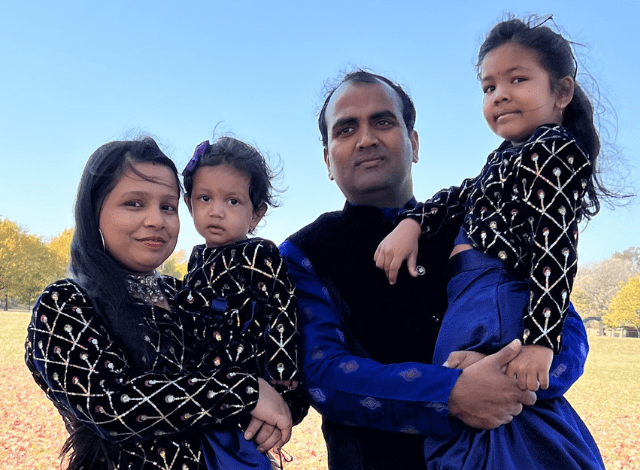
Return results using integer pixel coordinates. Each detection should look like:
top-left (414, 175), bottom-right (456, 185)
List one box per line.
top-left (187, 164), bottom-right (262, 248)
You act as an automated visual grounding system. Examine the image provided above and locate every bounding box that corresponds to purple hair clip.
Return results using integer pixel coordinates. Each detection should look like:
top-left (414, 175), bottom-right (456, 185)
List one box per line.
top-left (185, 140), bottom-right (209, 173)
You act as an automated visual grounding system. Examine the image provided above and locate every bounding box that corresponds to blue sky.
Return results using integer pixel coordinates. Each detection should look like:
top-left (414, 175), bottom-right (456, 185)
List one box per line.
top-left (1, 0), bottom-right (638, 265)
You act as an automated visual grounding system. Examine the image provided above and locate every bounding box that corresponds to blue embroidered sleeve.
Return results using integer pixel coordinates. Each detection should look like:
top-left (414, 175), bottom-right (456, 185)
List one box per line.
top-left (280, 240), bottom-right (461, 437)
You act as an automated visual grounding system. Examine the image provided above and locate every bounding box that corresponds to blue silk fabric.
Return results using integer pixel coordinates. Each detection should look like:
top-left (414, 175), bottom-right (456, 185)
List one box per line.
top-left (425, 248), bottom-right (605, 470)
top-left (202, 428), bottom-right (272, 470)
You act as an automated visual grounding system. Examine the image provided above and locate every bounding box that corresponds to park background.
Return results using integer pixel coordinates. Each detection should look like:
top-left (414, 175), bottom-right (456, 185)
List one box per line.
top-left (1, 0), bottom-right (639, 468)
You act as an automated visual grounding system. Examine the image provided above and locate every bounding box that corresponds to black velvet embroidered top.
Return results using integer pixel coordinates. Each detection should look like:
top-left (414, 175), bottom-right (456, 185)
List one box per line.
top-left (176, 238), bottom-right (305, 422)
top-left (25, 276), bottom-right (262, 469)
top-left (404, 125), bottom-right (591, 352)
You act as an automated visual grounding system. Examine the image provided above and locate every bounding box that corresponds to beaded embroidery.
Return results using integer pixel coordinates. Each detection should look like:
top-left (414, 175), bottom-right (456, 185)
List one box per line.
top-left (126, 272), bottom-right (165, 303)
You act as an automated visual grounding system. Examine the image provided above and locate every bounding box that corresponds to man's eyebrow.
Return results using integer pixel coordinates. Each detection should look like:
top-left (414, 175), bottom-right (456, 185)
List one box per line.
top-left (370, 110), bottom-right (398, 121)
top-left (331, 117), bottom-right (357, 132)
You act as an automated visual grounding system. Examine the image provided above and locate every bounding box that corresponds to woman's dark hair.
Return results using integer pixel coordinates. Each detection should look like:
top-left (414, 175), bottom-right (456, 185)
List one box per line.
top-left (318, 69), bottom-right (417, 148)
top-left (477, 16), bottom-right (618, 220)
top-left (182, 136), bottom-right (281, 233)
top-left (70, 137), bottom-right (180, 366)
top-left (65, 136), bottom-right (180, 470)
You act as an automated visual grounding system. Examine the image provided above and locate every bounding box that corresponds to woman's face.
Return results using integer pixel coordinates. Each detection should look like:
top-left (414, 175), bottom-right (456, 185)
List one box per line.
top-left (99, 162), bottom-right (180, 274)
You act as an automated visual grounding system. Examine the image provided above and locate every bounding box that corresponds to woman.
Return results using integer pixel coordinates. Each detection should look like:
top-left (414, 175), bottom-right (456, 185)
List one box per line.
top-left (25, 138), bottom-right (300, 469)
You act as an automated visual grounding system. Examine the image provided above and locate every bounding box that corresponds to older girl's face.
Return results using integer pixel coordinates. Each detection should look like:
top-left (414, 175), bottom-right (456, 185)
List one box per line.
top-left (99, 162), bottom-right (180, 274)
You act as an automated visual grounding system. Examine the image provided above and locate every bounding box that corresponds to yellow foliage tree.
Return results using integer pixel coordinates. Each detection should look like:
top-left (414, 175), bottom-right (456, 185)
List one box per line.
top-left (47, 228), bottom-right (74, 279)
top-left (159, 249), bottom-right (188, 279)
top-left (0, 218), bottom-right (60, 309)
top-left (602, 275), bottom-right (640, 335)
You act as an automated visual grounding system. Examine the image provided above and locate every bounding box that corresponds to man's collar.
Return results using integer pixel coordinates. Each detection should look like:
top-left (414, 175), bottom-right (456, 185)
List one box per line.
top-left (343, 197), bottom-right (417, 223)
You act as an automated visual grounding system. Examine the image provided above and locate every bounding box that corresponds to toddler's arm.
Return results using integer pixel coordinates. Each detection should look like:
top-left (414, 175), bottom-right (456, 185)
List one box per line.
top-left (505, 344), bottom-right (553, 391)
top-left (374, 218), bottom-right (422, 284)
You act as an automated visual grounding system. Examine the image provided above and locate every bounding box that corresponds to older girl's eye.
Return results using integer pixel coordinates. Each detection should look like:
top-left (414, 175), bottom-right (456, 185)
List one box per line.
top-left (513, 77), bottom-right (527, 84)
top-left (199, 195), bottom-right (210, 202)
top-left (162, 204), bottom-right (177, 212)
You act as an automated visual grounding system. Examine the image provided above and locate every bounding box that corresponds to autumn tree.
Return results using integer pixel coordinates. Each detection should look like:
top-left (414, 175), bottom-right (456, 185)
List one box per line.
top-left (0, 218), bottom-right (61, 310)
top-left (47, 228), bottom-right (74, 279)
top-left (572, 250), bottom-right (640, 321)
top-left (603, 275), bottom-right (640, 334)
top-left (159, 249), bottom-right (188, 279)
top-left (0, 219), bottom-right (23, 309)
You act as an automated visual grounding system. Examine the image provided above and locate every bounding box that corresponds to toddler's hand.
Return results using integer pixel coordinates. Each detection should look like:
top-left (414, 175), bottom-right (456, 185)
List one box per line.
top-left (244, 418), bottom-right (285, 454)
top-left (505, 344), bottom-right (553, 391)
top-left (374, 218), bottom-right (422, 285)
top-left (247, 379), bottom-right (292, 447)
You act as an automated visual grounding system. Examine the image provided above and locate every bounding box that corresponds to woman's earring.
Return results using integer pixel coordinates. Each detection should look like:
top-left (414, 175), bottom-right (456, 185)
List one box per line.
top-left (99, 229), bottom-right (106, 251)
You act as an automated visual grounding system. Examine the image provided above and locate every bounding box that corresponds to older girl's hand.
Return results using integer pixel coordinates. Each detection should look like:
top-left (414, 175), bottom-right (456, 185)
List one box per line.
top-left (374, 218), bottom-right (422, 285)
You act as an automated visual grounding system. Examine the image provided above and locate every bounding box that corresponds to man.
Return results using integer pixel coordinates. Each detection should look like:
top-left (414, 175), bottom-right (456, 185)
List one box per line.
top-left (279, 70), bottom-right (587, 469)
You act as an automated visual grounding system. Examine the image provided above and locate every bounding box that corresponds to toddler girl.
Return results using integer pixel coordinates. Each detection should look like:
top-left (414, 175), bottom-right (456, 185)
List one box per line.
top-left (375, 16), bottom-right (608, 469)
top-left (178, 137), bottom-right (305, 469)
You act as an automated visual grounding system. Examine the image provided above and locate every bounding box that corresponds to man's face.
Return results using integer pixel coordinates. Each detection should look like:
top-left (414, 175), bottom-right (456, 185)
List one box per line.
top-left (323, 80), bottom-right (419, 207)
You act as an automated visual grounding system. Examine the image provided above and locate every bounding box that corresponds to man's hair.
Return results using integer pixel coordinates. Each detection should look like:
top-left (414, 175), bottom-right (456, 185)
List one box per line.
top-left (318, 69), bottom-right (416, 148)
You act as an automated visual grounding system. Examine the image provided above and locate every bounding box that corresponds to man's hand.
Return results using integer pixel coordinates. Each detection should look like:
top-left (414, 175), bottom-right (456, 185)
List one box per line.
top-left (505, 344), bottom-right (553, 391)
top-left (448, 339), bottom-right (537, 429)
top-left (374, 218), bottom-right (422, 285)
top-left (443, 350), bottom-right (486, 370)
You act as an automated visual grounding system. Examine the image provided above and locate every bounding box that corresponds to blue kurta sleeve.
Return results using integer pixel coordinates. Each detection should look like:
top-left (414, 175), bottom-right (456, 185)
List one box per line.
top-left (280, 240), bottom-right (462, 437)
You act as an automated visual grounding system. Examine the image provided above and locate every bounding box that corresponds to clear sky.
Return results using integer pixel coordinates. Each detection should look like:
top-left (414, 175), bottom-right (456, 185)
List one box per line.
top-left (1, 0), bottom-right (638, 265)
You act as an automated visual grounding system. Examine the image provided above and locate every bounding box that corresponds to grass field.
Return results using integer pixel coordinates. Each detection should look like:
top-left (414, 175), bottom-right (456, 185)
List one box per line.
top-left (2, 310), bottom-right (638, 469)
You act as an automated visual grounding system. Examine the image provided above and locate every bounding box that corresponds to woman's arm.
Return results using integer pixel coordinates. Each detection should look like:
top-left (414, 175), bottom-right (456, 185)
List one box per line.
top-left (26, 279), bottom-right (260, 444)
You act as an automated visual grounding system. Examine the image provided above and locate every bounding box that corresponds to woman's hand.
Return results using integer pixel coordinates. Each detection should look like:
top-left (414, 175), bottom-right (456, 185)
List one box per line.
top-left (374, 218), bottom-right (422, 285)
top-left (244, 378), bottom-right (292, 452)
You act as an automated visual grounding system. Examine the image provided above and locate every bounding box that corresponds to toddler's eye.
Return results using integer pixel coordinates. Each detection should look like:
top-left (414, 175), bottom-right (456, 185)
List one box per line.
top-left (162, 204), bottom-right (177, 212)
top-left (483, 85), bottom-right (495, 94)
top-left (199, 195), bottom-right (210, 202)
top-left (228, 199), bottom-right (239, 206)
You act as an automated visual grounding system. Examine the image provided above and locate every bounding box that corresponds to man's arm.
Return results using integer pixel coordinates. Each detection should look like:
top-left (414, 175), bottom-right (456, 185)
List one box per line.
top-left (280, 240), bottom-right (535, 434)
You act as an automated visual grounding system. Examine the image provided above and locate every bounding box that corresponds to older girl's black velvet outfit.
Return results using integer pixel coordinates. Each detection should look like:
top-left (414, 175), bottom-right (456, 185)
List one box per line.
top-left (404, 125), bottom-right (604, 468)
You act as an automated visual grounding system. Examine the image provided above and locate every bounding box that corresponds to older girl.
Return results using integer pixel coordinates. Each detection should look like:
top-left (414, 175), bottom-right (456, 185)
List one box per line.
top-left (375, 17), bottom-right (608, 469)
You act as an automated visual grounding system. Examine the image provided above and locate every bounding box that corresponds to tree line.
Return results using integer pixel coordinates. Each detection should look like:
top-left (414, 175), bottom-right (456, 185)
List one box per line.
top-left (571, 247), bottom-right (640, 334)
top-left (1, 217), bottom-right (639, 332)
top-left (0, 218), bottom-right (187, 311)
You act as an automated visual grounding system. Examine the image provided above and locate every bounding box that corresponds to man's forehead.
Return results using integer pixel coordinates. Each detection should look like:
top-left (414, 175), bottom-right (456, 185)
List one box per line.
top-left (326, 79), bottom-right (402, 122)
